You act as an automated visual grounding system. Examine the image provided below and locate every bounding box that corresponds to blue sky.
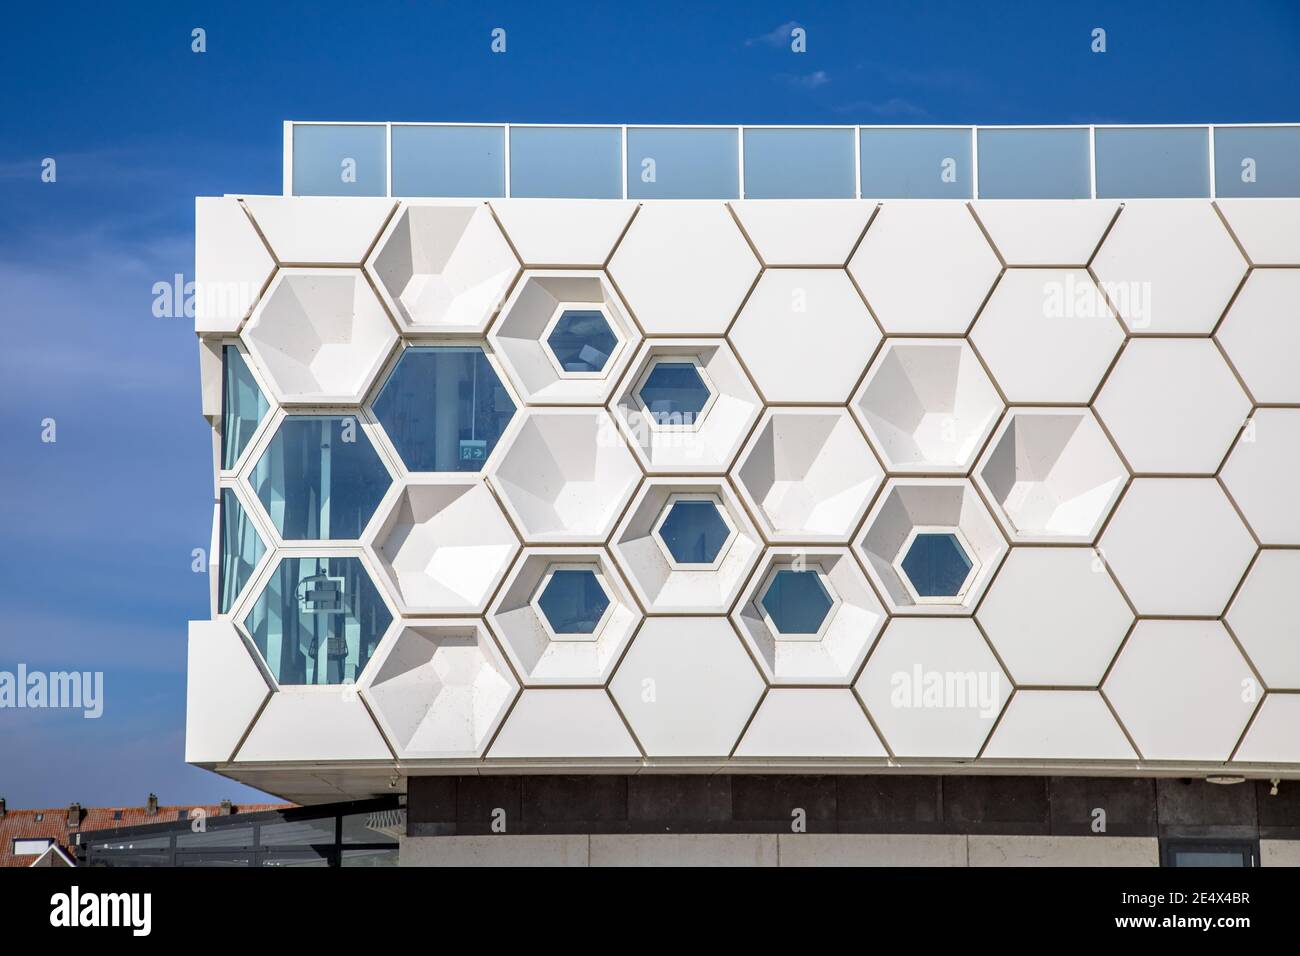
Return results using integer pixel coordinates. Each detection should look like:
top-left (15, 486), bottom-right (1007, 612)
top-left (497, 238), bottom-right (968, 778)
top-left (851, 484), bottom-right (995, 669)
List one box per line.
top-left (0, 0), bottom-right (1297, 808)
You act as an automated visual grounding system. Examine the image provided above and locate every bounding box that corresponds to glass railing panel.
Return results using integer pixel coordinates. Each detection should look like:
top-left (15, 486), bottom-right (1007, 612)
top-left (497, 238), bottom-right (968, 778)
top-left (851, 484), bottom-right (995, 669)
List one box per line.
top-left (743, 127), bottom-right (856, 198)
top-left (976, 127), bottom-right (1091, 199)
top-left (1095, 127), bottom-right (1210, 198)
top-left (859, 127), bottom-right (973, 199)
top-left (626, 127), bottom-right (739, 199)
top-left (1214, 126), bottom-right (1300, 198)
top-left (291, 124), bottom-right (387, 197)
top-left (508, 126), bottom-right (622, 198)
top-left (391, 124), bottom-right (505, 197)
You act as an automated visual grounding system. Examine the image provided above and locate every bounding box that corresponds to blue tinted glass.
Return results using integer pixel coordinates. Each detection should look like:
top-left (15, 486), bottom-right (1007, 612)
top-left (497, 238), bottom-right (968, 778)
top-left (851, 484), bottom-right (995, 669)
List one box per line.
top-left (509, 127), bottom-right (622, 198)
top-left (537, 569), bottom-right (610, 634)
top-left (219, 488), bottom-right (265, 614)
top-left (627, 128), bottom-right (739, 199)
top-left (392, 125), bottom-right (505, 197)
top-left (251, 417), bottom-right (390, 540)
top-left (244, 556), bottom-right (391, 685)
top-left (1095, 127), bottom-right (1209, 198)
top-left (744, 128), bottom-right (856, 198)
top-left (1214, 126), bottom-right (1300, 198)
top-left (546, 310), bottom-right (617, 373)
top-left (222, 346), bottom-right (268, 470)
top-left (371, 347), bottom-right (516, 472)
top-left (860, 128), bottom-right (973, 199)
top-left (901, 533), bottom-right (973, 598)
top-left (292, 124), bottom-right (387, 197)
top-left (638, 362), bottom-right (711, 424)
top-left (761, 569), bottom-right (834, 635)
top-left (657, 500), bottom-right (731, 564)
top-left (977, 128), bottom-right (1091, 199)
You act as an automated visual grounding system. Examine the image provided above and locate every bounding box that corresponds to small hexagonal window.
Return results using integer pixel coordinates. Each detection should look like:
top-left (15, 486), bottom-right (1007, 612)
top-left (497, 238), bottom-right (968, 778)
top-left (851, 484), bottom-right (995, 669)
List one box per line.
top-left (243, 555), bottom-right (392, 685)
top-left (761, 569), bottom-right (835, 636)
top-left (900, 532), bottom-right (974, 599)
top-left (536, 567), bottom-right (611, 636)
top-left (637, 360), bottom-right (713, 427)
top-left (371, 347), bottom-right (516, 472)
top-left (251, 416), bottom-right (390, 540)
top-left (655, 497), bottom-right (733, 566)
top-left (545, 309), bottom-right (618, 375)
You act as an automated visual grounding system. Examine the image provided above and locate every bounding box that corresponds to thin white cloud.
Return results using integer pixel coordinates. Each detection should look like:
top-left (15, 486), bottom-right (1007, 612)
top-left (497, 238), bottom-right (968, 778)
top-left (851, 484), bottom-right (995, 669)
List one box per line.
top-left (746, 20), bottom-right (803, 48)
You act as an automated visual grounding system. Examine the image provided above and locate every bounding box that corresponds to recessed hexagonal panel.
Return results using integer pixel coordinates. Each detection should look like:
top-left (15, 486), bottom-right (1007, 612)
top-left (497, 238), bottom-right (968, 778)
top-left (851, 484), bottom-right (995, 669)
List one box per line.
top-left (488, 547), bottom-right (640, 685)
top-left (1095, 339), bottom-right (1250, 474)
top-left (367, 202), bottom-right (519, 334)
top-left (970, 268), bottom-right (1124, 403)
top-left (975, 408), bottom-right (1127, 543)
top-left (370, 346), bottom-right (517, 473)
top-left (855, 479), bottom-right (1007, 615)
top-left (609, 617), bottom-right (764, 757)
top-left (607, 203), bottom-right (760, 335)
top-left (1227, 551), bottom-right (1300, 689)
top-left (364, 478), bottom-right (519, 614)
top-left (1091, 200), bottom-right (1248, 334)
top-left (360, 620), bottom-right (517, 759)
top-left (853, 339), bottom-right (1002, 475)
top-left (489, 271), bottom-right (638, 405)
top-left (1221, 408), bottom-right (1300, 545)
top-left (1100, 479), bottom-right (1255, 616)
top-left (243, 554), bottom-right (393, 686)
top-left (734, 408), bottom-right (883, 543)
top-left (488, 408), bottom-right (641, 543)
top-left (729, 269), bottom-right (881, 403)
top-left (242, 268), bottom-right (398, 405)
top-left (1217, 269), bottom-right (1300, 404)
top-left (976, 547), bottom-right (1133, 686)
top-left (898, 531), bottom-right (974, 600)
top-left (734, 548), bottom-right (885, 686)
top-left (611, 478), bottom-right (761, 614)
top-left (249, 415), bottom-right (392, 541)
top-left (848, 201), bottom-right (1001, 334)
top-left (610, 339), bottom-right (761, 474)
top-left (1103, 620), bottom-right (1256, 761)
top-left (981, 691), bottom-right (1135, 761)
top-left (854, 618), bottom-right (1010, 758)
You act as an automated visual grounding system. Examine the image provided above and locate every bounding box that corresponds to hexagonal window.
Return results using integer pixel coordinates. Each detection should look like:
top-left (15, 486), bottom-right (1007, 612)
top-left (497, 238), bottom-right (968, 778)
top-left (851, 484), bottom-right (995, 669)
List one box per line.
top-left (534, 566), bottom-right (613, 639)
top-left (250, 416), bottom-right (391, 540)
top-left (897, 530), bottom-right (976, 601)
top-left (636, 359), bottom-right (715, 429)
top-left (760, 569), bottom-right (835, 636)
top-left (370, 347), bottom-right (516, 472)
top-left (654, 495), bottom-right (735, 567)
top-left (221, 345), bottom-right (269, 471)
top-left (243, 555), bottom-right (392, 685)
top-left (545, 309), bottom-right (618, 375)
top-left (218, 487), bottom-right (264, 614)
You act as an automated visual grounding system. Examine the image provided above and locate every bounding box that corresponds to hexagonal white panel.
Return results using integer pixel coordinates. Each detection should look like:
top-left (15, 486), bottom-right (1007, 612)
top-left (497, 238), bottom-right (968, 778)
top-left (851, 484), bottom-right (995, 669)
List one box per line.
top-left (1221, 408), bottom-right (1300, 545)
top-left (1227, 551), bottom-right (1300, 690)
top-left (976, 548), bottom-right (1132, 686)
top-left (854, 618), bottom-right (1010, 758)
top-left (1100, 479), bottom-right (1255, 616)
top-left (848, 201), bottom-right (1000, 334)
top-left (855, 479), bottom-right (1008, 615)
top-left (194, 198), bottom-right (275, 333)
top-left (244, 197), bottom-right (395, 264)
top-left (367, 202), bottom-right (519, 334)
top-left (970, 268), bottom-right (1124, 403)
top-left (1233, 694), bottom-right (1300, 763)
top-left (975, 409), bottom-right (1127, 543)
top-left (488, 270), bottom-right (638, 404)
top-left (241, 268), bottom-right (398, 405)
top-left (734, 689), bottom-right (886, 758)
top-left (609, 339), bottom-right (761, 474)
top-left (730, 201), bottom-right (873, 265)
top-left (364, 478), bottom-right (519, 615)
top-left (185, 620), bottom-right (271, 763)
top-left (487, 689), bottom-right (640, 759)
top-left (490, 199), bottom-right (638, 266)
top-left (609, 617), bottom-right (764, 758)
top-left (609, 478), bottom-right (761, 614)
top-left (488, 547), bottom-right (640, 685)
top-left (1091, 200), bottom-right (1247, 334)
top-left (608, 203), bottom-right (760, 335)
top-left (1094, 339), bottom-right (1250, 475)
top-left (360, 620), bottom-right (518, 759)
top-left (1216, 199), bottom-right (1300, 265)
top-left (853, 339), bottom-right (1003, 474)
top-left (729, 269), bottom-right (881, 403)
top-left (1103, 620), bottom-right (1257, 761)
top-left (235, 688), bottom-right (392, 762)
top-left (1217, 269), bottom-right (1300, 403)
top-left (972, 200), bottom-right (1119, 266)
top-left (981, 691), bottom-right (1135, 761)
top-left (487, 408), bottom-right (642, 544)
top-left (733, 548), bottom-right (887, 685)
top-left (734, 408), bottom-right (883, 543)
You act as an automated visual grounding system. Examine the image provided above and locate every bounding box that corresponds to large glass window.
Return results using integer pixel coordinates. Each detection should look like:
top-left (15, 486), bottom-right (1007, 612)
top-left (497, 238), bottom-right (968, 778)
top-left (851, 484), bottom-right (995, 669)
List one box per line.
top-left (391, 124), bottom-right (506, 197)
top-left (508, 126), bottom-right (622, 198)
top-left (743, 128), bottom-right (857, 198)
top-left (243, 556), bottom-right (391, 685)
top-left (977, 128), bottom-right (1091, 199)
top-left (627, 127), bottom-right (739, 199)
top-left (1095, 127), bottom-right (1210, 198)
top-left (859, 128), bottom-right (973, 199)
top-left (250, 416), bottom-right (391, 540)
top-left (219, 488), bottom-right (265, 614)
top-left (291, 124), bottom-right (388, 197)
top-left (221, 346), bottom-right (268, 470)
